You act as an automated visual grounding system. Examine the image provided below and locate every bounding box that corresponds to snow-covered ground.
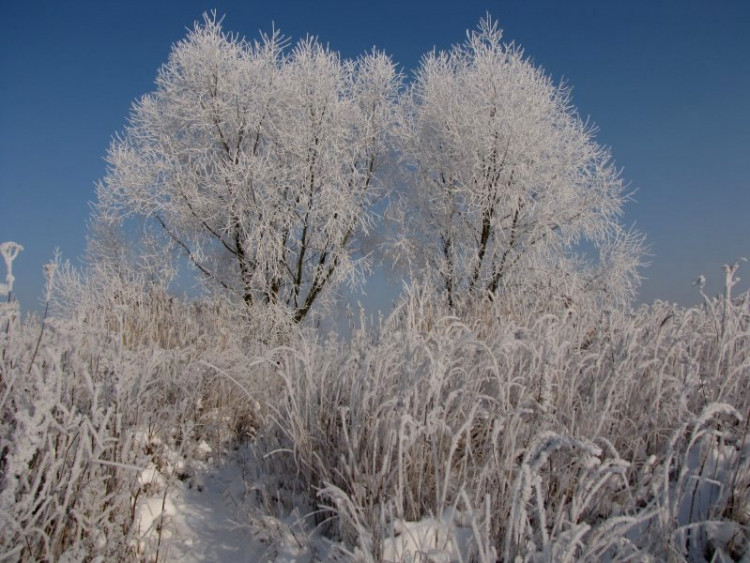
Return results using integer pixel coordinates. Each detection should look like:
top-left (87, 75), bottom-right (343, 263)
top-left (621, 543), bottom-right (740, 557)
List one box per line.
top-left (136, 446), bottom-right (261, 562)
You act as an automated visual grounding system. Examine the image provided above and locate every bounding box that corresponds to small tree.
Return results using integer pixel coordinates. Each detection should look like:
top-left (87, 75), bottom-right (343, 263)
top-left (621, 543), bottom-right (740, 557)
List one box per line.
top-left (94, 15), bottom-right (400, 322)
top-left (390, 18), bottom-right (644, 311)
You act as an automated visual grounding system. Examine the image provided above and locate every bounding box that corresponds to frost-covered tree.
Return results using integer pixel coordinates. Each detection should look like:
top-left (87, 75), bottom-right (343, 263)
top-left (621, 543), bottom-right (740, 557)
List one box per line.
top-left (390, 18), bottom-right (644, 310)
top-left (94, 15), bottom-right (400, 322)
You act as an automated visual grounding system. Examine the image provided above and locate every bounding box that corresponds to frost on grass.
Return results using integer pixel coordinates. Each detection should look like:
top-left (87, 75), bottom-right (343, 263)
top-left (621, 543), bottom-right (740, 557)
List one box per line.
top-left (0, 241), bottom-right (22, 297)
top-left (254, 272), bottom-right (750, 562)
top-left (2, 250), bottom-right (748, 560)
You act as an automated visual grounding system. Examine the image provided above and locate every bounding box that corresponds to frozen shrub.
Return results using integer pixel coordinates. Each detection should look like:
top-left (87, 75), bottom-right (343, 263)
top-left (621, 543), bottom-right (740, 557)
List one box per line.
top-left (0, 254), bottom-right (270, 560)
top-left (257, 268), bottom-right (749, 561)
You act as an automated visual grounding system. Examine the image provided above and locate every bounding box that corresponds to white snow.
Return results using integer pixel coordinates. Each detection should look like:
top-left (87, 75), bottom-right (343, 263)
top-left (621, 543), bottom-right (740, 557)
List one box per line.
top-left (381, 511), bottom-right (473, 562)
top-left (135, 453), bottom-right (260, 562)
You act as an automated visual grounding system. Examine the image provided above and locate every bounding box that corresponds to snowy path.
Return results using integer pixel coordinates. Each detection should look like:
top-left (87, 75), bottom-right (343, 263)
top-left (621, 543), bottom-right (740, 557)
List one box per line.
top-left (137, 452), bottom-right (262, 562)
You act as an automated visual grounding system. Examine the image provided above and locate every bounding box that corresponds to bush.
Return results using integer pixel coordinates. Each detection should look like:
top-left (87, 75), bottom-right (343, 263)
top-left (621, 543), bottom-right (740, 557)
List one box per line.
top-left (258, 271), bottom-right (749, 561)
top-left (0, 258), bottom-right (267, 560)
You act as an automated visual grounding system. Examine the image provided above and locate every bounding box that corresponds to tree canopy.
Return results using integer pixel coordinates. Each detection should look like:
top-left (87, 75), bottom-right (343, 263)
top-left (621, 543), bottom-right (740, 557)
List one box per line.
top-left (390, 18), bottom-right (644, 311)
top-left (94, 15), bottom-right (643, 322)
top-left (94, 15), bottom-right (400, 323)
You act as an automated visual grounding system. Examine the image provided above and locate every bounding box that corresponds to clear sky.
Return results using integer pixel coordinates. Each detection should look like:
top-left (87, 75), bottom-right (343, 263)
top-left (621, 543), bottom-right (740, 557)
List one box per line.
top-left (1, 0), bottom-right (748, 314)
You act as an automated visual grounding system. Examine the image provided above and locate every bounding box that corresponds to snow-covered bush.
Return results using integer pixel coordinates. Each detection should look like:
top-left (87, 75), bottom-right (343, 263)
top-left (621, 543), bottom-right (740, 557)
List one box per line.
top-left (0, 254), bottom-right (269, 561)
top-left (257, 267), bottom-right (749, 561)
top-left (1, 256), bottom-right (747, 561)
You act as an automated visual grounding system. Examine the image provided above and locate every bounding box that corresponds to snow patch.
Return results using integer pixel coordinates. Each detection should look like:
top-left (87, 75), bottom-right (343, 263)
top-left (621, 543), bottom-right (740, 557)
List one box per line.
top-left (381, 511), bottom-right (473, 563)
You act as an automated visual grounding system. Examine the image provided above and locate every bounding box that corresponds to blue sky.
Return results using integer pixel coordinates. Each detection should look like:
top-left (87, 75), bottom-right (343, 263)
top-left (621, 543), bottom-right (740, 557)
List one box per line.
top-left (1, 0), bottom-right (748, 314)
